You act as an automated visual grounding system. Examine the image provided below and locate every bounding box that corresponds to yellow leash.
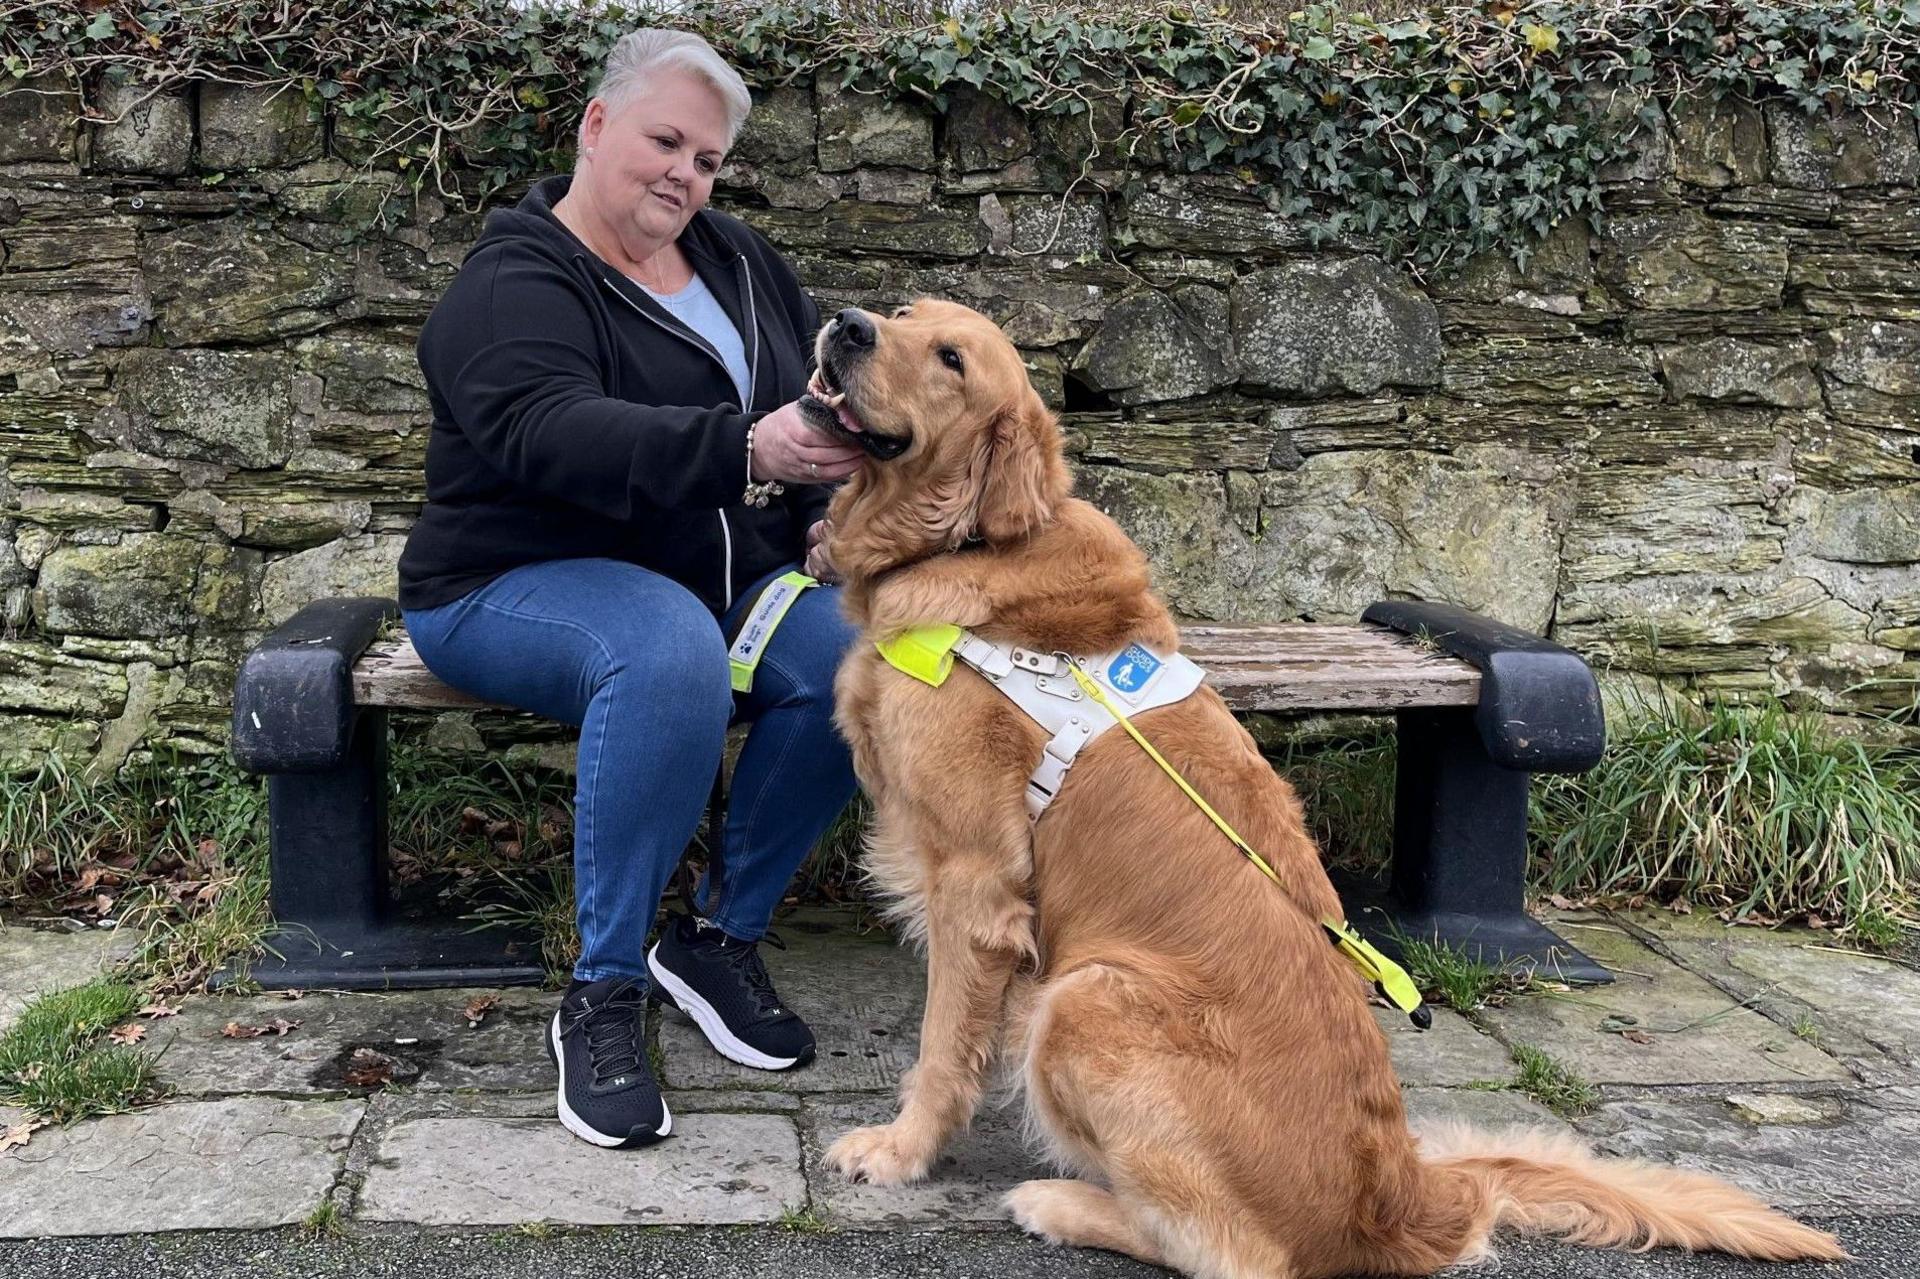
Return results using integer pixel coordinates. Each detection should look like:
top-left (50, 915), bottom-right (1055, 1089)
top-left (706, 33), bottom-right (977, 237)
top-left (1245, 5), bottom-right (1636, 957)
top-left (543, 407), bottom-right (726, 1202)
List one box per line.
top-left (1062, 657), bottom-right (1432, 1029)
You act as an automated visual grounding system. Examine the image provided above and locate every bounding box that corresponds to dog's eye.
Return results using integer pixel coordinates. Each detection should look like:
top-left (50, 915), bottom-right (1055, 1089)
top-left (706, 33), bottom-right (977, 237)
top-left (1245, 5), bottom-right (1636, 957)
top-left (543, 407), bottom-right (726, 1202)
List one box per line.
top-left (938, 347), bottom-right (964, 374)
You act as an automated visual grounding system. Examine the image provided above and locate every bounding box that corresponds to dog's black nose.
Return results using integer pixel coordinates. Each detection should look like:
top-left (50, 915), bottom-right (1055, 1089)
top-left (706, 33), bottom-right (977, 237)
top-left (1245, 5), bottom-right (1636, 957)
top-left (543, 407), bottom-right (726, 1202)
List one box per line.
top-left (834, 309), bottom-right (876, 349)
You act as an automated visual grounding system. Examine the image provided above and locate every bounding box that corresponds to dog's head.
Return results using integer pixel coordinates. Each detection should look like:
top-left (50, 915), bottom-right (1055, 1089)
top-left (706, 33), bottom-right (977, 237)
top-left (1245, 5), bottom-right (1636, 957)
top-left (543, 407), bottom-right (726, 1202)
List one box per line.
top-left (807, 298), bottom-right (1071, 583)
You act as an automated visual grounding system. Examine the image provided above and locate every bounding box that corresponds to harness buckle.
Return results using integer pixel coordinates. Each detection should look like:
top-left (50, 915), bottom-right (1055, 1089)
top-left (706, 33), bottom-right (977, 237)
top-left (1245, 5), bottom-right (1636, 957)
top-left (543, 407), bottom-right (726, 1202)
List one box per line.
top-left (955, 632), bottom-right (1014, 679)
top-left (1026, 716), bottom-right (1095, 822)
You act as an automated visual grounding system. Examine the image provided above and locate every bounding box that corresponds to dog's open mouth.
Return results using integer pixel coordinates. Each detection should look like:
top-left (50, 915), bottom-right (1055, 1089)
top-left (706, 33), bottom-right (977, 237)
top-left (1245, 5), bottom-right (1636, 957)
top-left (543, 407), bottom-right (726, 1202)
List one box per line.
top-left (802, 361), bottom-right (911, 461)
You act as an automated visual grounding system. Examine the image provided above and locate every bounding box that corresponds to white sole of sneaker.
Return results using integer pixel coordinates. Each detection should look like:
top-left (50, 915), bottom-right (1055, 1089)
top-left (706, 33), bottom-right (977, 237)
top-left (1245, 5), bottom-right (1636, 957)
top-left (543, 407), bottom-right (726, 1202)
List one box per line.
top-left (548, 1012), bottom-right (672, 1148)
top-left (646, 943), bottom-right (803, 1072)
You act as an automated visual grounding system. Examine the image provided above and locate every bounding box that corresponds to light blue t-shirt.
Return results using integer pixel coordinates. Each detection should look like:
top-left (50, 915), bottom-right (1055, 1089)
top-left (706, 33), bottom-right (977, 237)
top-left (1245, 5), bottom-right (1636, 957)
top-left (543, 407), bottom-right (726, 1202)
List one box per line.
top-left (642, 273), bottom-right (752, 410)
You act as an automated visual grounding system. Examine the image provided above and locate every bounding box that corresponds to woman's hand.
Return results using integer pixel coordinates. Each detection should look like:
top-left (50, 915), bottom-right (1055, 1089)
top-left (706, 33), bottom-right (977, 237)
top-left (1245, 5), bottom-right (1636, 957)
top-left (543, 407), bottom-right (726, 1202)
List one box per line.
top-left (751, 401), bottom-right (866, 486)
top-left (804, 519), bottom-right (838, 584)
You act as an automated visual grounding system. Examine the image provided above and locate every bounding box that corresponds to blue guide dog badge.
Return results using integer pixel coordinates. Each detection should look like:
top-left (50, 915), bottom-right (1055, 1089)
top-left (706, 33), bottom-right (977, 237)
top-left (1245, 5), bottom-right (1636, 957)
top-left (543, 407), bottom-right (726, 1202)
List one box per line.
top-left (1105, 644), bottom-right (1163, 701)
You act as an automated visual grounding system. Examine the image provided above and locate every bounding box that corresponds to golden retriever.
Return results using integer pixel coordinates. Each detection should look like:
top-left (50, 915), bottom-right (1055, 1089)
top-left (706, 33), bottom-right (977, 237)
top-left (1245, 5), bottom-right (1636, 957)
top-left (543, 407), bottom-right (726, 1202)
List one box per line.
top-left (803, 298), bottom-right (1845, 1276)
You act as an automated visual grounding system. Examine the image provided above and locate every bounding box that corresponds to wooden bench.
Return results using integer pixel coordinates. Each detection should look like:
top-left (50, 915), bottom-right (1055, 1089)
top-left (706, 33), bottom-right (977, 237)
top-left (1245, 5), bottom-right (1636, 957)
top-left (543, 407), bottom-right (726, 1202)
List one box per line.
top-left (229, 598), bottom-right (1610, 990)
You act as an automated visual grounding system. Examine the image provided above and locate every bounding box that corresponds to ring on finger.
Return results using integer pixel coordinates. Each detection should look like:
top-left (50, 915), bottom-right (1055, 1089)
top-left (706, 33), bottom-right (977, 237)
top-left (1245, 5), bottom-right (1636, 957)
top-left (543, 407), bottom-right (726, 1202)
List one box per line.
top-left (808, 461), bottom-right (819, 479)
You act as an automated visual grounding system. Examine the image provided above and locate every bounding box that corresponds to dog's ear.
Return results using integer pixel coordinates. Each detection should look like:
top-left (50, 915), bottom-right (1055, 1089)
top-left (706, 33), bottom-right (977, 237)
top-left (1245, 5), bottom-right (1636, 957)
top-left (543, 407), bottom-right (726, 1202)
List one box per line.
top-left (974, 388), bottom-right (1071, 544)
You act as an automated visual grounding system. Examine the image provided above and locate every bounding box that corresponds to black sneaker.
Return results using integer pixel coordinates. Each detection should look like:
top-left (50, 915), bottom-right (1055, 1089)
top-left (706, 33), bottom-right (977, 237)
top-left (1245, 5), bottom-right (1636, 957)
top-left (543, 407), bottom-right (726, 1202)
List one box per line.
top-left (647, 914), bottom-right (816, 1071)
top-left (546, 976), bottom-right (672, 1148)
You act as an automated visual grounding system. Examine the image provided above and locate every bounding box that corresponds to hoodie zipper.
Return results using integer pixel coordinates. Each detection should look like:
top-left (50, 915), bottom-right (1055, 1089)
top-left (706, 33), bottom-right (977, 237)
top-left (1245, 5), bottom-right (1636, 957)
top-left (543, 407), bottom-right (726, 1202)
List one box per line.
top-left (595, 252), bottom-right (762, 612)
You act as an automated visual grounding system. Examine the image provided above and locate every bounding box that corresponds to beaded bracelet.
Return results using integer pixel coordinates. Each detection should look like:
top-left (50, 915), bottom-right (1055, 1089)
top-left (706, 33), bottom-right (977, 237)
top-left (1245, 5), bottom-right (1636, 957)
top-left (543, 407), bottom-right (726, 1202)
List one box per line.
top-left (742, 418), bottom-right (786, 508)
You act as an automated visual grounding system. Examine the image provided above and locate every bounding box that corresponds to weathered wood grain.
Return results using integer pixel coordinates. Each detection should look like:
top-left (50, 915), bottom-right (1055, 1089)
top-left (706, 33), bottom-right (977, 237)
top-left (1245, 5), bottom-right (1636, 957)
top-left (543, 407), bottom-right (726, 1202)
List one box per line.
top-left (352, 622), bottom-right (1479, 713)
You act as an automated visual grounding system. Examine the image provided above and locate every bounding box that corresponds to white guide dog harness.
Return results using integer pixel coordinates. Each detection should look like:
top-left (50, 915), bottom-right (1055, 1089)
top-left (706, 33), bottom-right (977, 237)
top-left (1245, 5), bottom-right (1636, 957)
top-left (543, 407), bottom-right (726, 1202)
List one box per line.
top-left (873, 624), bottom-right (1434, 1028)
top-left (940, 632), bottom-right (1206, 821)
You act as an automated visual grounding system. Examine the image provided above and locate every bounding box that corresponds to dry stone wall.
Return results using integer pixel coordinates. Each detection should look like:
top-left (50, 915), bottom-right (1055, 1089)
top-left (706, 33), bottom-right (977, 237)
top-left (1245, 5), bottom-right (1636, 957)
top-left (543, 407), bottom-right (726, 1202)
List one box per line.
top-left (1, 78), bottom-right (1916, 768)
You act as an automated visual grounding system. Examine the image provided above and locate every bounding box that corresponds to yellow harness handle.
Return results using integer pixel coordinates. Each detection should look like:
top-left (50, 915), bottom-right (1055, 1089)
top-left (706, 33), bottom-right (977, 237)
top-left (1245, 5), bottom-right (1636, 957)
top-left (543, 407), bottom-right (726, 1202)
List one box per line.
top-left (1062, 658), bottom-right (1431, 1029)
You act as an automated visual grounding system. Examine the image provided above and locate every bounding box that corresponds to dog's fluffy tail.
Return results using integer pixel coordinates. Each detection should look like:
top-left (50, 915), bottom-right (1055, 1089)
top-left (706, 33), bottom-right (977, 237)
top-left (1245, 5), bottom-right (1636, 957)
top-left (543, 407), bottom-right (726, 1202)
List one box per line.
top-left (1418, 1122), bottom-right (1849, 1264)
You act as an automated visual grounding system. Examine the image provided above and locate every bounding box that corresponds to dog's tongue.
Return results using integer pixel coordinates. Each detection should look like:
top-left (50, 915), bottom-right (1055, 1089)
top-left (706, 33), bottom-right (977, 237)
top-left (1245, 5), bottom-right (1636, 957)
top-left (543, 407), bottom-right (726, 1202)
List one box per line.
top-left (834, 403), bottom-right (866, 434)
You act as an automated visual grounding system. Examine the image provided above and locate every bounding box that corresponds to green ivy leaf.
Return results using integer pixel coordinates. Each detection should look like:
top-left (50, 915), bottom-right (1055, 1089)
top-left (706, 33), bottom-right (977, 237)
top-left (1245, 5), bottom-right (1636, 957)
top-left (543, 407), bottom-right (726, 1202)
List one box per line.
top-left (1302, 35), bottom-right (1336, 61)
top-left (83, 12), bottom-right (117, 40)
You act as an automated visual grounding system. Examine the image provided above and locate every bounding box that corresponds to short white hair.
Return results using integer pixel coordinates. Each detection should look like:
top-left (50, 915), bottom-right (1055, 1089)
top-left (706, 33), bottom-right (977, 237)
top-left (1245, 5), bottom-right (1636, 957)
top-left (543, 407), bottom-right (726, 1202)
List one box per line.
top-left (590, 29), bottom-right (752, 146)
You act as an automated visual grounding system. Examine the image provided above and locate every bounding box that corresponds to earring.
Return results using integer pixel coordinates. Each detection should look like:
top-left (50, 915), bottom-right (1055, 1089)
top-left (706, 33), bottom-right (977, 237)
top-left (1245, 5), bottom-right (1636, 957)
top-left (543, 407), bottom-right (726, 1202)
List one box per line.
top-left (584, 146), bottom-right (596, 158)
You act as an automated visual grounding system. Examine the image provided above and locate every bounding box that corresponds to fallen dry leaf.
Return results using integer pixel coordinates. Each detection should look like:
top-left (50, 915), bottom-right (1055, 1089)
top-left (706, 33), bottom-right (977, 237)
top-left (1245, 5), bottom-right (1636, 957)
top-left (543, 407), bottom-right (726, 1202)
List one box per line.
top-left (342, 1047), bottom-right (398, 1088)
top-left (1669, 897), bottom-right (1694, 915)
top-left (107, 1022), bottom-right (147, 1046)
top-left (1621, 1029), bottom-right (1654, 1046)
top-left (463, 995), bottom-right (500, 1027)
top-left (1546, 893), bottom-right (1577, 911)
top-left (221, 1018), bottom-right (301, 1039)
top-left (0, 1120), bottom-right (48, 1154)
top-left (278, 989), bottom-right (306, 1002)
top-left (138, 1002), bottom-right (180, 1019)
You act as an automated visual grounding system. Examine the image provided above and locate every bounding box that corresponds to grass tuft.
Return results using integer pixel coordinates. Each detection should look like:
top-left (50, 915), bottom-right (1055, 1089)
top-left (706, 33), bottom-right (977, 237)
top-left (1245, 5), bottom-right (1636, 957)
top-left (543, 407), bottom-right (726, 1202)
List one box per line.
top-left (300, 1199), bottom-right (345, 1240)
top-left (776, 1205), bottom-right (833, 1234)
top-left (0, 750), bottom-right (266, 902)
top-left (1510, 1043), bottom-right (1598, 1119)
top-left (1848, 908), bottom-right (1907, 953)
top-left (1532, 697), bottom-right (1919, 931)
top-left (1394, 934), bottom-right (1535, 1012)
top-left (0, 978), bottom-right (163, 1123)
top-left (1265, 699), bottom-right (1918, 935)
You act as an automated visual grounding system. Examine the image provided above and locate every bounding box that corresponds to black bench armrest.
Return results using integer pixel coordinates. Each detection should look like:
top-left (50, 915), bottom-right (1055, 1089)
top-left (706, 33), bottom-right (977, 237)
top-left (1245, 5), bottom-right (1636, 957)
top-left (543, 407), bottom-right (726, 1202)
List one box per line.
top-left (231, 597), bottom-right (399, 774)
top-left (1360, 600), bottom-right (1604, 773)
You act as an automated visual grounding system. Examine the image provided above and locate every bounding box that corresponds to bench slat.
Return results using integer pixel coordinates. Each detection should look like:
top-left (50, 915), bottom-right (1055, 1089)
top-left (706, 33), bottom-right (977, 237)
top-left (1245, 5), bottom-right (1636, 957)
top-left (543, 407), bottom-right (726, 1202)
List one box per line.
top-left (353, 621), bottom-right (1479, 713)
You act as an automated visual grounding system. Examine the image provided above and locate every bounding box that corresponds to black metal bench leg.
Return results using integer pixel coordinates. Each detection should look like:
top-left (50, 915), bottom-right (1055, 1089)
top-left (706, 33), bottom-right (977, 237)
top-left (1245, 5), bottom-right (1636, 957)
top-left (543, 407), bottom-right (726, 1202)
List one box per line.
top-left (226, 597), bottom-right (545, 991)
top-left (268, 707), bottom-right (390, 941)
top-left (228, 707), bottom-right (547, 991)
top-left (1363, 707), bottom-right (1611, 985)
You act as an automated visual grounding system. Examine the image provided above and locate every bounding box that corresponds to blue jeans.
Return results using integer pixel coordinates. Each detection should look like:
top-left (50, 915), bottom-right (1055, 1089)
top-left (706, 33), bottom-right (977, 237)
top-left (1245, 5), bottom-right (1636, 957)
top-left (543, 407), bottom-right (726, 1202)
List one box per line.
top-left (403, 558), bottom-right (860, 982)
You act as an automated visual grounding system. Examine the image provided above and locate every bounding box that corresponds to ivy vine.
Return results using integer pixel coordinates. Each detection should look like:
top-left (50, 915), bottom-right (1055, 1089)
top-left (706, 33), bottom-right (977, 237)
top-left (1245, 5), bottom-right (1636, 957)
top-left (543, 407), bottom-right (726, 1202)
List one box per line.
top-left (6, 1), bottom-right (1920, 271)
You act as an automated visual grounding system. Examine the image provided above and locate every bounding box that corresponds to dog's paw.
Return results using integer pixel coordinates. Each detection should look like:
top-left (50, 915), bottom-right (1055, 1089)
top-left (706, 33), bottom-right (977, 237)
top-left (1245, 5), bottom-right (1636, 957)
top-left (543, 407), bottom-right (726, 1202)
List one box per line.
top-left (824, 1123), bottom-right (934, 1186)
top-left (1003, 1180), bottom-right (1075, 1245)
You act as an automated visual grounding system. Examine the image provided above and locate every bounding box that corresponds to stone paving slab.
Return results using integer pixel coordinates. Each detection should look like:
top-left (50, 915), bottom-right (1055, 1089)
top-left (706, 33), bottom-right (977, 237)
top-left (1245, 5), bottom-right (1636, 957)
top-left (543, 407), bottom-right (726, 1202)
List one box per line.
top-left (146, 987), bottom-right (555, 1096)
top-left (1579, 1087), bottom-right (1920, 1217)
top-left (1375, 1005), bottom-right (1515, 1087)
top-left (797, 1087), bottom-right (1561, 1229)
top-left (0, 920), bottom-right (124, 1034)
top-left (1626, 911), bottom-right (1920, 1075)
top-left (0, 1097), bottom-right (362, 1237)
top-left (1403, 1084), bottom-right (1567, 1132)
top-left (800, 1094), bottom-right (1051, 1227)
top-left (1479, 915), bottom-right (1848, 1086)
top-left (657, 909), bottom-right (1518, 1095)
top-left (362, 1088), bottom-right (802, 1125)
top-left (658, 910), bottom-right (922, 1093)
top-left (357, 1110), bottom-right (806, 1226)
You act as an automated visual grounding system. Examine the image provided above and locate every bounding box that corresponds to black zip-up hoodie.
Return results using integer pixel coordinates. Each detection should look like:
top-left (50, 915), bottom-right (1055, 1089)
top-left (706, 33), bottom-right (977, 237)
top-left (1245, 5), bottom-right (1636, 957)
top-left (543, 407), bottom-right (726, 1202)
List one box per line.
top-left (398, 175), bottom-right (831, 614)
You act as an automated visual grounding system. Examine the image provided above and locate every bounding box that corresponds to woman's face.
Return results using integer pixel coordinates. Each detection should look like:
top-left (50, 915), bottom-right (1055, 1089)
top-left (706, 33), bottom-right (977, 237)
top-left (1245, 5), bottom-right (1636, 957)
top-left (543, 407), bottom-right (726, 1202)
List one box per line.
top-left (579, 67), bottom-right (730, 254)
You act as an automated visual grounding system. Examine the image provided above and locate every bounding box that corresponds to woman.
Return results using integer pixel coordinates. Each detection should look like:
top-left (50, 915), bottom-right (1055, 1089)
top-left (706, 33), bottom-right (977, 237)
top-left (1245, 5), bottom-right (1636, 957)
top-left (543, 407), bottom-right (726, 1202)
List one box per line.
top-left (398, 29), bottom-right (866, 1150)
